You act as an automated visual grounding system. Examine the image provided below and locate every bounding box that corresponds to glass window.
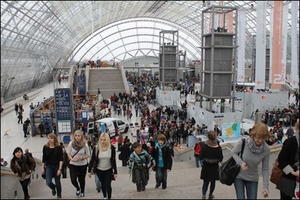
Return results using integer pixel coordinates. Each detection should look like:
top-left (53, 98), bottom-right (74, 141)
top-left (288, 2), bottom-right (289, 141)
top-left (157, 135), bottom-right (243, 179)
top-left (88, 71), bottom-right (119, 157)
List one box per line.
top-left (117, 120), bottom-right (124, 126)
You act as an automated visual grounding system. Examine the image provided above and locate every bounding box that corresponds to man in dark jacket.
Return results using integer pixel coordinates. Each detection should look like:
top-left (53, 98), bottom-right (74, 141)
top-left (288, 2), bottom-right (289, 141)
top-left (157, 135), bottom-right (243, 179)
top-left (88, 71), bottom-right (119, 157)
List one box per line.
top-left (120, 139), bottom-right (132, 166)
top-left (152, 134), bottom-right (172, 190)
top-left (38, 122), bottom-right (45, 137)
top-left (23, 122), bottom-right (28, 138)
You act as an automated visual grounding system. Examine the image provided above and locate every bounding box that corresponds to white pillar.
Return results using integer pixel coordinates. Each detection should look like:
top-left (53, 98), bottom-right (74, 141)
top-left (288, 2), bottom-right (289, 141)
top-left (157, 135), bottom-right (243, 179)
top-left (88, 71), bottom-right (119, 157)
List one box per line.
top-left (237, 10), bottom-right (246, 83)
top-left (291, 1), bottom-right (299, 89)
top-left (269, 8), bottom-right (273, 84)
top-left (255, 1), bottom-right (267, 89)
top-left (281, 4), bottom-right (288, 84)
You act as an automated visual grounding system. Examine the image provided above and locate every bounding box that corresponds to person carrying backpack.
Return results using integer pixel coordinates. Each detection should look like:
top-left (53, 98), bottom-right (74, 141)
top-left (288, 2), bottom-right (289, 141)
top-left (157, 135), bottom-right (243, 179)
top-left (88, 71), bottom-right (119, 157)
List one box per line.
top-left (194, 137), bottom-right (204, 168)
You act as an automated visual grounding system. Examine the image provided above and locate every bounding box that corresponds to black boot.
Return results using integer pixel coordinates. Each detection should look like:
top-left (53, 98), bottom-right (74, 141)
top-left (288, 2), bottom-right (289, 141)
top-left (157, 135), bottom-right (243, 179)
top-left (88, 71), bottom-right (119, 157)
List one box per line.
top-left (155, 183), bottom-right (160, 189)
top-left (136, 183), bottom-right (141, 192)
top-left (141, 184), bottom-right (145, 191)
top-left (162, 181), bottom-right (167, 190)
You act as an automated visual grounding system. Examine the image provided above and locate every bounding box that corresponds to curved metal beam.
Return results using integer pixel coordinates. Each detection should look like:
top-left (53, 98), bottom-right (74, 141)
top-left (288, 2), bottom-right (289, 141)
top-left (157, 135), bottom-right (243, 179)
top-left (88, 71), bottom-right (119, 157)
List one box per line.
top-left (66, 17), bottom-right (202, 67)
top-left (77, 30), bottom-right (199, 64)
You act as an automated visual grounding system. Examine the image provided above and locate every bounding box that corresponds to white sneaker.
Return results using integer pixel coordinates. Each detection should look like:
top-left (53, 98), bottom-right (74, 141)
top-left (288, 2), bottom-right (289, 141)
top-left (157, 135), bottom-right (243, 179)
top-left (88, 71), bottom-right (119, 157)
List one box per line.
top-left (104, 198), bottom-right (108, 200)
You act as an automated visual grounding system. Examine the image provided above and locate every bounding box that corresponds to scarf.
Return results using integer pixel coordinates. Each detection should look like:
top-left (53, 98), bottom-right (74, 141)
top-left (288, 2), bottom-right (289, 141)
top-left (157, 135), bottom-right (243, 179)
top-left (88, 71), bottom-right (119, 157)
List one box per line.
top-left (16, 155), bottom-right (28, 173)
top-left (72, 140), bottom-right (85, 151)
top-left (247, 138), bottom-right (264, 154)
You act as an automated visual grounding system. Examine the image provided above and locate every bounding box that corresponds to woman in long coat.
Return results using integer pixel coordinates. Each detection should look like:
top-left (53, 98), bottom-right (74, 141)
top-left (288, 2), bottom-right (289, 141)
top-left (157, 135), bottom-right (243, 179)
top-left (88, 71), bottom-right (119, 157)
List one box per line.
top-left (199, 131), bottom-right (223, 199)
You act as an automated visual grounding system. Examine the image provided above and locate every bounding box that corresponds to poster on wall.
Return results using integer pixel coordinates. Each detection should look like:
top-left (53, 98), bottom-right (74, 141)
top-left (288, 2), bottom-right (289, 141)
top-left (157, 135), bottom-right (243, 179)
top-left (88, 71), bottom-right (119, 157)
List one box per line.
top-left (57, 120), bottom-right (72, 133)
top-left (221, 122), bottom-right (241, 139)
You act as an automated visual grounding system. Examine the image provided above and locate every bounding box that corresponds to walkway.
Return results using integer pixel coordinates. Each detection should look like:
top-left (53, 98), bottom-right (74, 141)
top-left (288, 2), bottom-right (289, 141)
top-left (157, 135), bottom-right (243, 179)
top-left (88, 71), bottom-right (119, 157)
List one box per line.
top-left (0, 82), bottom-right (288, 199)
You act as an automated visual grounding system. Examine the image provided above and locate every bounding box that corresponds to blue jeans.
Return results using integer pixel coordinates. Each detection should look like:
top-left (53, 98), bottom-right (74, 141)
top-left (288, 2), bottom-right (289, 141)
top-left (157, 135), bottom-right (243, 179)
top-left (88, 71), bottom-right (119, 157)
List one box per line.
top-left (46, 165), bottom-right (62, 197)
top-left (156, 167), bottom-right (168, 188)
top-left (195, 156), bottom-right (203, 168)
top-left (234, 178), bottom-right (258, 199)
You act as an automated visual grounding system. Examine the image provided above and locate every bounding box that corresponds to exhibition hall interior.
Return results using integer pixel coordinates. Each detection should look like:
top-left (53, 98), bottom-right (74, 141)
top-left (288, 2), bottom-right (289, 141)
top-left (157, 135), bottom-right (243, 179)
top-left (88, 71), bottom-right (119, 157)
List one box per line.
top-left (1, 1), bottom-right (299, 199)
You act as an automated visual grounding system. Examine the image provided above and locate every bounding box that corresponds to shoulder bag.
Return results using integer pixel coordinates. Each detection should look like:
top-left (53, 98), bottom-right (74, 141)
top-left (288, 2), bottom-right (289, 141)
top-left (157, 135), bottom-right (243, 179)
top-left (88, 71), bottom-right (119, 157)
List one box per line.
top-left (219, 138), bottom-right (245, 186)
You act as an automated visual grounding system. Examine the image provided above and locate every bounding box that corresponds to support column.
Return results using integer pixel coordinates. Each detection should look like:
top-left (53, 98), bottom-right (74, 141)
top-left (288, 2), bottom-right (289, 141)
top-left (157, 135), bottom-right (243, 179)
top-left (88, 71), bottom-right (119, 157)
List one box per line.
top-left (281, 4), bottom-right (288, 84)
top-left (255, 1), bottom-right (267, 90)
top-left (237, 10), bottom-right (246, 83)
top-left (227, 11), bottom-right (233, 33)
top-left (270, 1), bottom-right (284, 89)
top-left (269, 8), bottom-right (273, 84)
top-left (218, 1), bottom-right (224, 27)
top-left (291, 1), bottom-right (299, 89)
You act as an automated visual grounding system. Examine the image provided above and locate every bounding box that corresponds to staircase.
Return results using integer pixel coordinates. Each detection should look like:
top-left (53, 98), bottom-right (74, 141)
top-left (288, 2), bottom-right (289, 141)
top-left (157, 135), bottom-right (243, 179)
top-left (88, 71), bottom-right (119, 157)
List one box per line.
top-left (28, 157), bottom-right (281, 199)
top-left (88, 68), bottom-right (126, 99)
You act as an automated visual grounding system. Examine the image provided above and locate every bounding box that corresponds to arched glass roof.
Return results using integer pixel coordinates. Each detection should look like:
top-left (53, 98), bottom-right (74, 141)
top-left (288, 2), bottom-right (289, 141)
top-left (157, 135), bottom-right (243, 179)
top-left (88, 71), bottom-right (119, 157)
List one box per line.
top-left (1, 1), bottom-right (299, 99)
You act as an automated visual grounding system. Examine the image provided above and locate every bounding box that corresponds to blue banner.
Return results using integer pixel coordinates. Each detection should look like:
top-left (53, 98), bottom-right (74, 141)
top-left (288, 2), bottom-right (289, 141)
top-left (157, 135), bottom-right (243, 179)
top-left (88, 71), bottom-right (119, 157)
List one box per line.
top-left (78, 74), bottom-right (86, 95)
top-left (55, 88), bottom-right (72, 133)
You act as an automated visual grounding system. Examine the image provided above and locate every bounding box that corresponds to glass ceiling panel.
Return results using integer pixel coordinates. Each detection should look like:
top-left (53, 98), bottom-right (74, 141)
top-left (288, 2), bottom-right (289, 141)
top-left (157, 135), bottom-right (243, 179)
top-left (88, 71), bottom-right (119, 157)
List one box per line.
top-left (1, 0), bottom-right (298, 87)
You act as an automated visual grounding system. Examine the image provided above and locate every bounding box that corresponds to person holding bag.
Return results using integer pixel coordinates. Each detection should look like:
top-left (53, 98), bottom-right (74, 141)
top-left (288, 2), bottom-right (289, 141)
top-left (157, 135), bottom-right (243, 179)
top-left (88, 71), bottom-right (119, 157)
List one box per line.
top-left (10, 147), bottom-right (36, 199)
top-left (232, 123), bottom-right (270, 199)
top-left (276, 119), bottom-right (299, 199)
top-left (66, 130), bottom-right (90, 197)
top-left (128, 142), bottom-right (156, 192)
top-left (87, 133), bottom-right (118, 200)
top-left (199, 131), bottom-right (223, 199)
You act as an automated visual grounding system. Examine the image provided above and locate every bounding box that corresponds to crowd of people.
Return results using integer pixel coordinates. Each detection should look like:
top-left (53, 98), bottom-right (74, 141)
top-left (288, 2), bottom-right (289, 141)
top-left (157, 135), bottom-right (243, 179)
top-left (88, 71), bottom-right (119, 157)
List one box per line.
top-left (262, 107), bottom-right (299, 128)
top-left (8, 118), bottom-right (298, 200)
top-left (3, 71), bottom-right (299, 200)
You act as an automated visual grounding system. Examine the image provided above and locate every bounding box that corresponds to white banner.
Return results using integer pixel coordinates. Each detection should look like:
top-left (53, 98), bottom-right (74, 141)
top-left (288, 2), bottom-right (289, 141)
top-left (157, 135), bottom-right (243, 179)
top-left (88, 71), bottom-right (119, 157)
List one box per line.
top-left (281, 4), bottom-right (288, 84)
top-left (269, 8), bottom-right (273, 84)
top-left (255, 2), bottom-right (267, 89)
top-left (237, 10), bottom-right (245, 82)
top-left (291, 1), bottom-right (299, 89)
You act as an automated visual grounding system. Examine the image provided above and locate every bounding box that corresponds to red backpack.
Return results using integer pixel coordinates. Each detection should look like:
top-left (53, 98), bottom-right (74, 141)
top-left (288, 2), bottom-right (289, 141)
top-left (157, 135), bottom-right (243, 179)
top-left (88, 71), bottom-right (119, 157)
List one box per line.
top-left (194, 142), bottom-right (202, 156)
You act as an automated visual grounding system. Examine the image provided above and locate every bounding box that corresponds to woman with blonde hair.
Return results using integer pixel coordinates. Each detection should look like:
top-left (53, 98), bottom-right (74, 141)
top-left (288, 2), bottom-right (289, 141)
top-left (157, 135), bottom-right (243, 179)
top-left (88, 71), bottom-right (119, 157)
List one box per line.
top-left (66, 130), bottom-right (90, 197)
top-left (233, 123), bottom-right (270, 199)
top-left (88, 133), bottom-right (117, 200)
top-left (276, 119), bottom-right (299, 199)
top-left (42, 133), bottom-right (63, 198)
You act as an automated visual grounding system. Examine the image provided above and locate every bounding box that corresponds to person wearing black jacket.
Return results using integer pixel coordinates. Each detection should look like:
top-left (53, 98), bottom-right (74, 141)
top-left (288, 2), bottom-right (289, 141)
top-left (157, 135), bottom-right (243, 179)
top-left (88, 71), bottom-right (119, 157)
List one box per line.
top-left (87, 133), bottom-right (117, 200)
top-left (10, 147), bottom-right (36, 199)
top-left (120, 138), bottom-right (132, 166)
top-left (277, 119), bottom-right (299, 199)
top-left (152, 134), bottom-right (173, 190)
top-left (42, 133), bottom-right (63, 199)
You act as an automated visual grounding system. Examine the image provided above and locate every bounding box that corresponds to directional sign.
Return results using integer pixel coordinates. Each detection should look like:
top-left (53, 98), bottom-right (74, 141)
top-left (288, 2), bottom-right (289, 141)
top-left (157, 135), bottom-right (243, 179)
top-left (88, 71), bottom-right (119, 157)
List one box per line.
top-left (78, 74), bottom-right (86, 95)
top-left (55, 88), bottom-right (73, 134)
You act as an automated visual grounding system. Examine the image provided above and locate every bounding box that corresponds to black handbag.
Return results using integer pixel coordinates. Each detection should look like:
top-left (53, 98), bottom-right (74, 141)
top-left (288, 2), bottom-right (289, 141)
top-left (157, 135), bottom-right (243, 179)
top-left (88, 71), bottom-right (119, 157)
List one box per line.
top-left (219, 138), bottom-right (245, 186)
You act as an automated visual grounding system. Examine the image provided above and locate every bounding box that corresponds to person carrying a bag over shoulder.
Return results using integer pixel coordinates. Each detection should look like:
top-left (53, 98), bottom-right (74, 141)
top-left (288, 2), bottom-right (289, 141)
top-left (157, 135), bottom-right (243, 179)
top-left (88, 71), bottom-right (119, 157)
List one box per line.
top-left (128, 142), bottom-right (156, 192)
top-left (199, 131), bottom-right (223, 199)
top-left (232, 123), bottom-right (270, 199)
top-left (87, 133), bottom-right (118, 200)
top-left (10, 147), bottom-right (36, 200)
top-left (66, 130), bottom-right (90, 197)
top-left (276, 119), bottom-right (299, 200)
